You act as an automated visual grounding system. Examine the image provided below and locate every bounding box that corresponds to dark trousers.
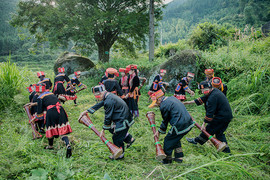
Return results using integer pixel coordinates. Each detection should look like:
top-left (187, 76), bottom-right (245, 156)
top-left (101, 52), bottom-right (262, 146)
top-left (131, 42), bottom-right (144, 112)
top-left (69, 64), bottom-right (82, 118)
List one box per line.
top-left (195, 120), bottom-right (231, 153)
top-left (109, 127), bottom-right (132, 153)
top-left (163, 130), bottom-right (190, 158)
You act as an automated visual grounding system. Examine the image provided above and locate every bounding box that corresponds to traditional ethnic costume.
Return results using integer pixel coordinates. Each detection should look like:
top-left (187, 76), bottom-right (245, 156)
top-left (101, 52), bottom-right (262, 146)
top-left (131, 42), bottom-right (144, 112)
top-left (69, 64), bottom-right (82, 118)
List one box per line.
top-left (52, 67), bottom-right (71, 101)
top-left (66, 71), bottom-right (86, 104)
top-left (148, 69), bottom-right (166, 96)
top-left (37, 71), bottom-right (52, 91)
top-left (119, 68), bottom-right (129, 96)
top-left (27, 84), bottom-right (45, 133)
top-left (103, 68), bottom-right (123, 97)
top-left (174, 72), bottom-right (194, 101)
top-left (212, 77), bottom-right (228, 96)
top-left (90, 85), bottom-right (135, 159)
top-left (186, 81), bottom-right (232, 153)
top-left (126, 65), bottom-right (140, 117)
top-left (99, 73), bottom-right (108, 85)
top-left (35, 84), bottom-right (72, 157)
top-left (149, 90), bottom-right (194, 164)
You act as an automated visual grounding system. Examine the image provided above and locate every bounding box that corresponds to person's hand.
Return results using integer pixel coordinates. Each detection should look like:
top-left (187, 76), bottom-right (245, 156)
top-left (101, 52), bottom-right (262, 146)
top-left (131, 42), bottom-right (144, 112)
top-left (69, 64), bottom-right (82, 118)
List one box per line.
top-left (100, 129), bottom-right (105, 138)
top-left (190, 91), bottom-right (195, 96)
top-left (78, 110), bottom-right (88, 121)
top-left (201, 122), bottom-right (206, 131)
top-left (154, 131), bottom-right (159, 139)
top-left (129, 93), bottom-right (134, 98)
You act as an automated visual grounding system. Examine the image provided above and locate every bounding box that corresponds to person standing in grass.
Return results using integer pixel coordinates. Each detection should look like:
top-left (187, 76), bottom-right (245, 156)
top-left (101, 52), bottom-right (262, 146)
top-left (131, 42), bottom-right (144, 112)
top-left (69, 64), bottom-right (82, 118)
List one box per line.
top-left (126, 64), bottom-right (140, 117)
top-left (119, 67), bottom-right (129, 97)
top-left (37, 71), bottom-right (52, 91)
top-left (184, 81), bottom-right (232, 153)
top-left (31, 83), bottom-right (73, 158)
top-left (53, 67), bottom-right (74, 103)
top-left (148, 69), bottom-right (169, 96)
top-left (174, 72), bottom-right (195, 101)
top-left (103, 68), bottom-right (124, 98)
top-left (149, 89), bottom-right (194, 164)
top-left (66, 71), bottom-right (87, 106)
top-left (80, 85), bottom-right (135, 160)
top-left (26, 84), bottom-right (45, 134)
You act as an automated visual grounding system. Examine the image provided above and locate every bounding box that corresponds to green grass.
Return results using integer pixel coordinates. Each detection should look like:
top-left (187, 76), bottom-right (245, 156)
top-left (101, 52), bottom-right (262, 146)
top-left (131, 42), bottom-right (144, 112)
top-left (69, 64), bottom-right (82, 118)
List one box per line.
top-left (0, 80), bottom-right (269, 179)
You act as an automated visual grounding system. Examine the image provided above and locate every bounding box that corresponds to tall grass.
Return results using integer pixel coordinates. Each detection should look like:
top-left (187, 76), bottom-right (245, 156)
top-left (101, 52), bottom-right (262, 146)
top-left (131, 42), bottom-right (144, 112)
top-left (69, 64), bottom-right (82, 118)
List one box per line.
top-left (0, 56), bottom-right (24, 111)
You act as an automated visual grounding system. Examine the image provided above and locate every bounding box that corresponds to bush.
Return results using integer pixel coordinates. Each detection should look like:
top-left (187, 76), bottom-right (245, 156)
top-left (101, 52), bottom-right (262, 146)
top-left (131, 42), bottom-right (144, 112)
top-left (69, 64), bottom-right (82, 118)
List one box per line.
top-left (0, 57), bottom-right (24, 111)
top-left (188, 22), bottom-right (231, 51)
top-left (154, 39), bottom-right (190, 58)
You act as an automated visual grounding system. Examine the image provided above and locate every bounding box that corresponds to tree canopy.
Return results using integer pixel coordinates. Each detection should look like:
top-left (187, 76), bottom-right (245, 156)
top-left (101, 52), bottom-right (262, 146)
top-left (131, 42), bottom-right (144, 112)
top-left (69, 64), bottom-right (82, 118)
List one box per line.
top-left (11, 0), bottom-right (164, 62)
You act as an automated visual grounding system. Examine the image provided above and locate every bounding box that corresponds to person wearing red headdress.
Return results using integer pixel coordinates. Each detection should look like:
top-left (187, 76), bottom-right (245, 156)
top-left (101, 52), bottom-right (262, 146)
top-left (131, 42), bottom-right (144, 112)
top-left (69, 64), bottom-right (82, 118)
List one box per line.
top-left (52, 67), bottom-right (74, 103)
top-left (37, 71), bottom-right (52, 91)
top-left (119, 68), bottom-right (129, 97)
top-left (211, 77), bottom-right (227, 96)
top-left (174, 72), bottom-right (195, 101)
top-left (204, 69), bottom-right (214, 82)
top-left (184, 81), bottom-right (232, 153)
top-left (31, 83), bottom-right (73, 158)
top-left (149, 89), bottom-right (194, 164)
top-left (66, 71), bottom-right (87, 105)
top-left (103, 68), bottom-right (124, 97)
top-left (148, 69), bottom-right (169, 97)
top-left (126, 64), bottom-right (140, 117)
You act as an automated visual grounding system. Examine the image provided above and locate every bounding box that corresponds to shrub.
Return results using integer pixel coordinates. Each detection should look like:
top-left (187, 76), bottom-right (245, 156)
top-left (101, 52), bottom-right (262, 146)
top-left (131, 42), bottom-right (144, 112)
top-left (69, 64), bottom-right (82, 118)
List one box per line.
top-left (188, 22), bottom-right (231, 51)
top-left (0, 57), bottom-right (24, 111)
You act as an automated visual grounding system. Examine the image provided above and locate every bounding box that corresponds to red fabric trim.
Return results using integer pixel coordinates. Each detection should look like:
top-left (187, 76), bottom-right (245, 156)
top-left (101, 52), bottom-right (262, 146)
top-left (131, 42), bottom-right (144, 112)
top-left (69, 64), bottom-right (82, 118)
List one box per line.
top-left (65, 95), bottom-right (77, 100)
top-left (174, 94), bottom-right (186, 100)
top-left (46, 124), bottom-right (72, 138)
top-left (205, 116), bottom-right (213, 121)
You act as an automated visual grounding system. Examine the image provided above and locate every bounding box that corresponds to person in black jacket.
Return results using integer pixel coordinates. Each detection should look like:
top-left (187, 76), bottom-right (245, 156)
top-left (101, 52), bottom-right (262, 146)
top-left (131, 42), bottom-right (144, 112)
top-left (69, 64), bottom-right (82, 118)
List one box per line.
top-left (174, 72), bottom-right (195, 101)
top-left (126, 64), bottom-right (140, 117)
top-left (80, 85), bottom-right (135, 160)
top-left (103, 68), bottom-right (124, 98)
top-left (149, 89), bottom-right (195, 164)
top-left (37, 71), bottom-right (52, 91)
top-left (148, 69), bottom-right (169, 96)
top-left (30, 83), bottom-right (72, 158)
top-left (66, 71), bottom-right (87, 105)
top-left (185, 81), bottom-right (233, 153)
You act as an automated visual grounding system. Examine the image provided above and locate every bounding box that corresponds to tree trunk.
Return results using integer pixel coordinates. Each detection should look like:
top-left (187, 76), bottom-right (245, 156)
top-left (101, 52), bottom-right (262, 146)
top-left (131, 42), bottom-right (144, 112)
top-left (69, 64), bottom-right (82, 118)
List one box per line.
top-left (97, 43), bottom-right (111, 63)
top-left (149, 0), bottom-right (155, 62)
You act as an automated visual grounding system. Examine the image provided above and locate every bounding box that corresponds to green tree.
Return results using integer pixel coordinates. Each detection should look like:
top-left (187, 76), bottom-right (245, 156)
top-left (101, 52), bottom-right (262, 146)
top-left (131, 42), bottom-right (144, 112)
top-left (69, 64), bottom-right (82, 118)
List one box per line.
top-left (188, 22), bottom-right (230, 51)
top-left (10, 0), bottom-right (163, 62)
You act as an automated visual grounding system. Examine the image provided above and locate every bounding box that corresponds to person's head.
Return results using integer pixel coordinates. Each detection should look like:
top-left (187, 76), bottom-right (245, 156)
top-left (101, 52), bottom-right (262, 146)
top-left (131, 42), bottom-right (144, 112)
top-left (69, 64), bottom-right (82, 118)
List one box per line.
top-left (26, 84), bottom-right (35, 93)
top-left (106, 68), bottom-right (119, 79)
top-left (119, 68), bottom-right (126, 77)
top-left (199, 81), bottom-right (212, 95)
top-left (74, 71), bottom-right (81, 78)
top-left (58, 67), bottom-right (65, 74)
top-left (92, 85), bottom-right (106, 101)
top-left (148, 89), bottom-right (165, 108)
top-left (204, 69), bottom-right (214, 79)
top-left (160, 69), bottom-right (166, 76)
top-left (212, 77), bottom-right (222, 88)
top-left (128, 64), bottom-right (138, 75)
top-left (37, 71), bottom-right (45, 80)
top-left (187, 72), bottom-right (195, 81)
top-left (34, 83), bottom-right (46, 95)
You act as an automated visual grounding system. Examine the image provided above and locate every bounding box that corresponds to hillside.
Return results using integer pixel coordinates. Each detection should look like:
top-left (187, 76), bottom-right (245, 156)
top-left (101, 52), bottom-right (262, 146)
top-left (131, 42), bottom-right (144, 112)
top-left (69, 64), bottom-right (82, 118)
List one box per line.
top-left (159, 0), bottom-right (270, 43)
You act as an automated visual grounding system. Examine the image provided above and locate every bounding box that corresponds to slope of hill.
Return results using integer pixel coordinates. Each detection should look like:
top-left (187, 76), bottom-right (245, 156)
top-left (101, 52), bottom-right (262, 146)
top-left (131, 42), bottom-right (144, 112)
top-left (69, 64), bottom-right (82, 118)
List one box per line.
top-left (159, 0), bottom-right (270, 43)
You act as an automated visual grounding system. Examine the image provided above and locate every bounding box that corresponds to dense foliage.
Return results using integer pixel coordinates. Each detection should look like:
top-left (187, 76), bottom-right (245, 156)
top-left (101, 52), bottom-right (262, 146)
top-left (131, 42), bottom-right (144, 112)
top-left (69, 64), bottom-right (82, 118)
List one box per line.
top-left (10, 0), bottom-right (164, 62)
top-left (159, 0), bottom-right (270, 43)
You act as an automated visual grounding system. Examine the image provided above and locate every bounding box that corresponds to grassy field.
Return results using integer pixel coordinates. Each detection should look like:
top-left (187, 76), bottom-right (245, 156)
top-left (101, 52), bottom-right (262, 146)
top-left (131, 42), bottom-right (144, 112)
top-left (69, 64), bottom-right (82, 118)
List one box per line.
top-left (0, 72), bottom-right (269, 179)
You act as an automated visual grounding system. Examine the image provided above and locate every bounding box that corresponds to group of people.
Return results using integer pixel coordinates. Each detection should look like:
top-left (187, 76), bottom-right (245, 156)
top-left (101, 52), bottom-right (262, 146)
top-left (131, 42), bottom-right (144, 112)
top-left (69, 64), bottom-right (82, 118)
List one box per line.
top-left (25, 68), bottom-right (87, 158)
top-left (25, 65), bottom-right (233, 164)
